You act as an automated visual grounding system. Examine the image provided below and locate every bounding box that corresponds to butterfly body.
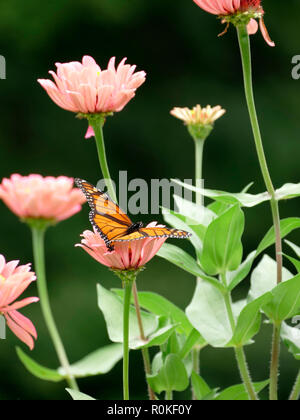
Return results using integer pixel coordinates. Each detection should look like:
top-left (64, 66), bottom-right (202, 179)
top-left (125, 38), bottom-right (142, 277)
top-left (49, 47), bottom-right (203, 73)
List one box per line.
top-left (76, 178), bottom-right (191, 252)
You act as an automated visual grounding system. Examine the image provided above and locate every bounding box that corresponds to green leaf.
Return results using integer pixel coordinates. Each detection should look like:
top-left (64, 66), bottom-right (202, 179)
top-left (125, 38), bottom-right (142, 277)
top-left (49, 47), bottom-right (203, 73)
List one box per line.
top-left (179, 328), bottom-right (207, 360)
top-left (113, 289), bottom-right (193, 336)
top-left (157, 243), bottom-right (224, 292)
top-left (263, 274), bottom-right (300, 322)
top-left (227, 251), bottom-right (256, 292)
top-left (172, 180), bottom-right (270, 208)
top-left (275, 183), bottom-right (300, 201)
top-left (156, 243), bottom-right (201, 278)
top-left (191, 371), bottom-right (214, 400)
top-left (173, 195), bottom-right (216, 227)
top-left (17, 344), bottom-right (124, 383)
top-left (186, 280), bottom-right (233, 347)
top-left (66, 389), bottom-right (96, 401)
top-left (285, 240), bottom-right (300, 258)
top-left (200, 204), bottom-right (244, 276)
top-left (162, 208), bottom-right (203, 254)
top-left (16, 347), bottom-right (63, 382)
top-left (147, 354), bottom-right (189, 394)
top-left (139, 321), bottom-right (178, 350)
top-left (283, 254), bottom-right (300, 273)
top-left (59, 344), bottom-right (123, 378)
top-left (208, 201), bottom-right (230, 216)
top-left (216, 380), bottom-right (269, 401)
top-left (97, 283), bottom-right (159, 349)
top-left (248, 255), bottom-right (293, 301)
top-left (256, 218), bottom-right (300, 256)
top-left (281, 322), bottom-right (300, 360)
top-left (228, 294), bottom-right (272, 347)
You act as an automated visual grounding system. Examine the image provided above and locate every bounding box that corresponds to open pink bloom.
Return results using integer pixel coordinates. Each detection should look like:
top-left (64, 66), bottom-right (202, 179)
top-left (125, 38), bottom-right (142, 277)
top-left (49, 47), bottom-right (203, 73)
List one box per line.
top-left (38, 56), bottom-right (146, 115)
top-left (0, 174), bottom-right (85, 222)
top-left (76, 223), bottom-right (167, 271)
top-left (0, 254), bottom-right (39, 350)
top-left (193, 0), bottom-right (275, 47)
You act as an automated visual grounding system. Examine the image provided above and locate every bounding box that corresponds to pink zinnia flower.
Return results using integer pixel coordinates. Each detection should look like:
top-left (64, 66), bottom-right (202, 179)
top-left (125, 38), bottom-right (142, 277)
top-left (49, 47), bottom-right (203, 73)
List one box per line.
top-left (76, 223), bottom-right (167, 271)
top-left (0, 174), bottom-right (85, 223)
top-left (193, 0), bottom-right (275, 47)
top-left (0, 254), bottom-right (39, 350)
top-left (38, 56), bottom-right (146, 137)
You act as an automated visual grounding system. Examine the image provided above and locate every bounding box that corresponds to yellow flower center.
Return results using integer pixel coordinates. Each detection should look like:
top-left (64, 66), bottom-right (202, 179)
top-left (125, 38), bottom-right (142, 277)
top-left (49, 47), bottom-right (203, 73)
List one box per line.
top-left (0, 275), bottom-right (6, 284)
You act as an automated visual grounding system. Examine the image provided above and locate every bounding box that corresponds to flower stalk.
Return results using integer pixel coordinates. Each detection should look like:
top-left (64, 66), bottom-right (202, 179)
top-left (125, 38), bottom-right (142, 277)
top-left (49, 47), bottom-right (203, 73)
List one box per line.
top-left (31, 225), bottom-right (78, 391)
top-left (289, 370), bottom-right (300, 401)
top-left (221, 273), bottom-right (258, 400)
top-left (132, 282), bottom-right (156, 400)
top-left (88, 115), bottom-right (117, 203)
top-left (122, 276), bottom-right (134, 400)
top-left (236, 24), bottom-right (283, 400)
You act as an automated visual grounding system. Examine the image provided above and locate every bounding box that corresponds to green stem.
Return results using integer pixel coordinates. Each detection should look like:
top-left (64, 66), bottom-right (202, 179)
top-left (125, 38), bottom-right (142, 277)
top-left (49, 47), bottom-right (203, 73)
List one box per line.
top-left (269, 323), bottom-right (281, 400)
top-left (289, 370), bottom-right (300, 401)
top-left (123, 280), bottom-right (133, 400)
top-left (165, 390), bottom-right (173, 400)
top-left (31, 227), bottom-right (78, 391)
top-left (191, 347), bottom-right (200, 400)
top-left (132, 282), bottom-right (156, 400)
top-left (235, 346), bottom-right (258, 401)
top-left (194, 138), bottom-right (205, 206)
top-left (221, 273), bottom-right (258, 400)
top-left (237, 24), bottom-right (283, 400)
top-left (89, 118), bottom-right (117, 203)
top-left (191, 136), bottom-right (206, 399)
top-left (236, 25), bottom-right (282, 285)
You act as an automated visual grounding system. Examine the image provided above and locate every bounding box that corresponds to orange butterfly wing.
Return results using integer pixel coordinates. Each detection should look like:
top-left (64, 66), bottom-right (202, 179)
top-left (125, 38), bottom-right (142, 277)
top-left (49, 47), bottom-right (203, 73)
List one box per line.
top-left (112, 227), bottom-right (191, 243)
top-left (75, 179), bottom-right (133, 250)
top-left (75, 179), bottom-right (192, 251)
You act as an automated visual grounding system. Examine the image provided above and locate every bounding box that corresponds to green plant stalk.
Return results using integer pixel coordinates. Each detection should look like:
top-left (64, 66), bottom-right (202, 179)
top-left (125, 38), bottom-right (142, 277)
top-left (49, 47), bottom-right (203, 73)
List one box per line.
top-left (221, 273), bottom-right (258, 400)
top-left (123, 279), bottom-right (133, 400)
top-left (165, 390), bottom-right (173, 400)
top-left (192, 136), bottom-right (206, 399)
top-left (89, 118), bottom-right (117, 203)
top-left (132, 281), bottom-right (156, 400)
top-left (269, 323), bottom-right (281, 401)
top-left (289, 370), bottom-right (300, 401)
top-left (236, 24), bottom-right (283, 400)
top-left (31, 227), bottom-right (78, 391)
top-left (195, 138), bottom-right (205, 206)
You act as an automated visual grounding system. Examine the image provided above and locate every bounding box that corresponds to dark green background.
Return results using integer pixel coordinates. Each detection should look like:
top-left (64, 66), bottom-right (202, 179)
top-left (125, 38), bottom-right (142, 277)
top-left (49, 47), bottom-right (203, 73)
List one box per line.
top-left (0, 0), bottom-right (299, 400)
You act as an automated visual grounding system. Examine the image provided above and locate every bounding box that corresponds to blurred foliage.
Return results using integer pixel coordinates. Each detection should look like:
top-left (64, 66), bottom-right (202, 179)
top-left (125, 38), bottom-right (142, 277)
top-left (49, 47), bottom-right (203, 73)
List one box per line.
top-left (0, 0), bottom-right (299, 400)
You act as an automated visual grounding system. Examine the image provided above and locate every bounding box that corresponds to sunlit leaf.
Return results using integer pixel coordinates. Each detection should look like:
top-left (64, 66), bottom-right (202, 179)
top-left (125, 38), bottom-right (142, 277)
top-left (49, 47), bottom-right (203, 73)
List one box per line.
top-left (147, 354), bottom-right (189, 394)
top-left (216, 380), bottom-right (269, 401)
top-left (172, 180), bottom-right (270, 208)
top-left (59, 344), bottom-right (123, 378)
top-left (157, 243), bottom-right (224, 292)
top-left (263, 274), bottom-right (300, 322)
top-left (114, 288), bottom-right (193, 336)
top-left (256, 218), bottom-right (300, 256)
top-left (248, 255), bottom-right (293, 301)
top-left (228, 294), bottom-right (272, 347)
top-left (16, 347), bottom-right (63, 382)
top-left (66, 389), bottom-right (96, 400)
top-left (281, 322), bottom-right (300, 360)
top-left (191, 372), bottom-right (215, 400)
top-left (186, 280), bottom-right (232, 347)
top-left (200, 204), bottom-right (244, 276)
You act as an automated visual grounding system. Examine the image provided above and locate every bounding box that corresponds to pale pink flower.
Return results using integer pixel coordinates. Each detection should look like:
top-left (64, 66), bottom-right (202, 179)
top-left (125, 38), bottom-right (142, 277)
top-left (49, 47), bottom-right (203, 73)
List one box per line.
top-left (0, 254), bottom-right (39, 350)
top-left (171, 105), bottom-right (226, 126)
top-left (193, 0), bottom-right (275, 47)
top-left (0, 174), bottom-right (85, 222)
top-left (76, 223), bottom-right (167, 271)
top-left (38, 56), bottom-right (146, 115)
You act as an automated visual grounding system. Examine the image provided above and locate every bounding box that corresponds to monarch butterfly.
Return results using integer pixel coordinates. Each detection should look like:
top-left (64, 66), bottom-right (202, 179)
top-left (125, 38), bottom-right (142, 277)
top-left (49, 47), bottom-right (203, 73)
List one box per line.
top-left (75, 178), bottom-right (192, 252)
